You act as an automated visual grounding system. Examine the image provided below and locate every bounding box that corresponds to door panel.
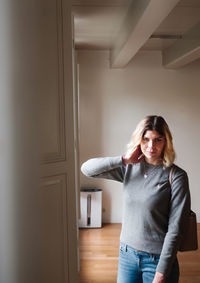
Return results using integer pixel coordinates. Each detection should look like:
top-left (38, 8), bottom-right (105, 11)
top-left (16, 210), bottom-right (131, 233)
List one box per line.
top-left (39, 0), bottom-right (65, 162)
top-left (39, 0), bottom-right (78, 282)
top-left (40, 175), bottom-right (68, 283)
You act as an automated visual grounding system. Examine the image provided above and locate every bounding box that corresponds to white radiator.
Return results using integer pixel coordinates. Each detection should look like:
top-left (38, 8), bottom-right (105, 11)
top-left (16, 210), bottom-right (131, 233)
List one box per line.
top-left (79, 188), bottom-right (102, 228)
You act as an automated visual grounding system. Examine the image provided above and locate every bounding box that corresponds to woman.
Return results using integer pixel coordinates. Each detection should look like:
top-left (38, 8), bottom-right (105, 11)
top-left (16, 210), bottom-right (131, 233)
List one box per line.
top-left (81, 115), bottom-right (191, 283)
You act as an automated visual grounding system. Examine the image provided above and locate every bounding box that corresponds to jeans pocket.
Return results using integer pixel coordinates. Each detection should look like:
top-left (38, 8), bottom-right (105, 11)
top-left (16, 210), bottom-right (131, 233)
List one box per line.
top-left (119, 246), bottom-right (124, 252)
top-left (119, 242), bottom-right (134, 255)
top-left (119, 242), bottom-right (126, 253)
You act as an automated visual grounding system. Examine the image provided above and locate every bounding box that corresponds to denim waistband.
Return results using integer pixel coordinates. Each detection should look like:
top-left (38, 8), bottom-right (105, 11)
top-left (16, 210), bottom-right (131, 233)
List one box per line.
top-left (120, 241), bottom-right (160, 257)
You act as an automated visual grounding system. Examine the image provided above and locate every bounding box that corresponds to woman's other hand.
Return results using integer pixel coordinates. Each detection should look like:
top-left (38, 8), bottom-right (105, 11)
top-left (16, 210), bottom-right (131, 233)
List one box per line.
top-left (122, 145), bottom-right (144, 165)
top-left (152, 271), bottom-right (166, 283)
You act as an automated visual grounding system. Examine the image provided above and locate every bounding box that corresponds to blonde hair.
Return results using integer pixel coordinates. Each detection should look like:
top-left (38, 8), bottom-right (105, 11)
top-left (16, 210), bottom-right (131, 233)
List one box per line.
top-left (126, 116), bottom-right (176, 167)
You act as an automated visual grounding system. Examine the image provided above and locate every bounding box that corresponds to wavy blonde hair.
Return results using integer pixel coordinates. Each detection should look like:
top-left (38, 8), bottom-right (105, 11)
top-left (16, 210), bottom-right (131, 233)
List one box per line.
top-left (126, 116), bottom-right (176, 167)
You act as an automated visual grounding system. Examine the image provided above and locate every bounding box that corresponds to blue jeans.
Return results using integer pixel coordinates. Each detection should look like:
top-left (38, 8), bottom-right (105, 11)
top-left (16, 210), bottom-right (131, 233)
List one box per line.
top-left (117, 242), bottom-right (179, 283)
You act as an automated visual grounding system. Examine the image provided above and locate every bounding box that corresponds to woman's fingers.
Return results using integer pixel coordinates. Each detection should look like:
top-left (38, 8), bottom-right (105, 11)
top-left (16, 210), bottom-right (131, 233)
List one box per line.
top-left (123, 146), bottom-right (144, 165)
top-left (130, 146), bottom-right (144, 163)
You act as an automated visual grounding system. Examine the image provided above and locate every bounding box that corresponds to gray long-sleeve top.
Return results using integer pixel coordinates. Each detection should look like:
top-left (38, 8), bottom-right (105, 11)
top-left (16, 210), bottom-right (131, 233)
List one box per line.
top-left (81, 156), bottom-right (191, 276)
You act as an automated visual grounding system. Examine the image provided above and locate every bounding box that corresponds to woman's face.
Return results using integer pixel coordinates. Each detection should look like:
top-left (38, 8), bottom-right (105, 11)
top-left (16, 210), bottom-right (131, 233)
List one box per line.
top-left (140, 130), bottom-right (166, 165)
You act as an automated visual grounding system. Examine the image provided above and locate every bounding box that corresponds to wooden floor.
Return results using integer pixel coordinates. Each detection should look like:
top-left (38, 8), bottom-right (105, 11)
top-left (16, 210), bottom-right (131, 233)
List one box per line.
top-left (79, 223), bottom-right (200, 283)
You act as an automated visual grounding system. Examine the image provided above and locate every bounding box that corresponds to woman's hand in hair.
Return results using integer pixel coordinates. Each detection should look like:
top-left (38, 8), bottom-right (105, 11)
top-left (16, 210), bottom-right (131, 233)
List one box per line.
top-left (122, 145), bottom-right (144, 165)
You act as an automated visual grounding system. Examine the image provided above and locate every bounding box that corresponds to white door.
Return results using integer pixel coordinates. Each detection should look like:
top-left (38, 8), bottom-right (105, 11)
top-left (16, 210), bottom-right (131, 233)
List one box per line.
top-left (39, 0), bottom-right (78, 282)
top-left (0, 0), bottom-right (77, 282)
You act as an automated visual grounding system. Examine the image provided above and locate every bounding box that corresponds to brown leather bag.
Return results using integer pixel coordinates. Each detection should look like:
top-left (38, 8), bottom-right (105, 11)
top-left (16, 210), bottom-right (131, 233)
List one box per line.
top-left (169, 166), bottom-right (198, 252)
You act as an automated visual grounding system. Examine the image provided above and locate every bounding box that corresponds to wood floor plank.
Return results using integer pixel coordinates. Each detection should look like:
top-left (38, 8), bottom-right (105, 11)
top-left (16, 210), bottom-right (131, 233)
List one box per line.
top-left (79, 223), bottom-right (200, 283)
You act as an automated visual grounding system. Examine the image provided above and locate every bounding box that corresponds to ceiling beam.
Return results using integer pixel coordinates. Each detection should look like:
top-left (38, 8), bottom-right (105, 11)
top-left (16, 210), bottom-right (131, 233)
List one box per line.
top-left (110, 0), bottom-right (180, 68)
top-left (163, 21), bottom-right (200, 69)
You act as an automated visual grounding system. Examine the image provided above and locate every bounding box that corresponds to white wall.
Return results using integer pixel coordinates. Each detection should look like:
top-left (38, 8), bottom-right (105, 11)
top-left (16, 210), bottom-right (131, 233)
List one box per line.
top-left (78, 50), bottom-right (200, 223)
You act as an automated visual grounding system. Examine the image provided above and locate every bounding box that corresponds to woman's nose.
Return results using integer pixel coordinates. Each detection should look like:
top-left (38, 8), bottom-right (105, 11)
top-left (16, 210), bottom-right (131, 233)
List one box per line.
top-left (148, 140), bottom-right (154, 149)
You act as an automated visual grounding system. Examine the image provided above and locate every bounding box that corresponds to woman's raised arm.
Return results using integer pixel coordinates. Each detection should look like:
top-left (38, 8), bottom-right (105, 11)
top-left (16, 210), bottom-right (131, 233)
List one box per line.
top-left (81, 156), bottom-right (125, 183)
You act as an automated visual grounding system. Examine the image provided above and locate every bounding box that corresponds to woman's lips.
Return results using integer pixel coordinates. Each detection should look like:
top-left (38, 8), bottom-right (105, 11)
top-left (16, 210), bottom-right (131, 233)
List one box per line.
top-left (147, 151), bottom-right (156, 155)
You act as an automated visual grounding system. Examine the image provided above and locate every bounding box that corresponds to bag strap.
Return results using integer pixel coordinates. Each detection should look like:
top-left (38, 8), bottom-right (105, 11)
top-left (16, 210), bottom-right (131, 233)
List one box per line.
top-left (169, 165), bottom-right (175, 185)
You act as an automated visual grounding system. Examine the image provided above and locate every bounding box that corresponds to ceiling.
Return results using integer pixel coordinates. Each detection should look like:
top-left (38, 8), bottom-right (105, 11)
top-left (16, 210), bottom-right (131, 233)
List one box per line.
top-left (72, 0), bottom-right (200, 68)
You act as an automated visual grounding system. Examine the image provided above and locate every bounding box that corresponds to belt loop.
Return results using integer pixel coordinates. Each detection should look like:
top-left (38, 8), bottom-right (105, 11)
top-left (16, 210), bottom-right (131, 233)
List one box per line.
top-left (151, 255), bottom-right (156, 263)
top-left (150, 254), bottom-right (154, 260)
